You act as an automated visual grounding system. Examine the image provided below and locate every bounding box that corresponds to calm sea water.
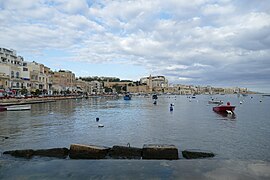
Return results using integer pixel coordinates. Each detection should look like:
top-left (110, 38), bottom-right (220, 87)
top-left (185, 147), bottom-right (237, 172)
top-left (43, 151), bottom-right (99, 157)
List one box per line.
top-left (1, 94), bottom-right (270, 161)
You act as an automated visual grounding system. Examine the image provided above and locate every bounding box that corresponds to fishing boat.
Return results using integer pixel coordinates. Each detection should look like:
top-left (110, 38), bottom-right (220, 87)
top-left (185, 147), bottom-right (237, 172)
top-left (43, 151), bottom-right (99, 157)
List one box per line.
top-left (208, 99), bottom-right (223, 105)
top-left (213, 102), bottom-right (235, 113)
top-left (6, 105), bottom-right (31, 111)
top-left (123, 94), bottom-right (131, 100)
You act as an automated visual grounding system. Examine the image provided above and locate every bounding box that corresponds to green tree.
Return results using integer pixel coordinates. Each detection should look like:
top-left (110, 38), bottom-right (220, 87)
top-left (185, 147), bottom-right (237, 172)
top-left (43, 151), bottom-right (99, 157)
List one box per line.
top-left (20, 88), bottom-right (28, 95)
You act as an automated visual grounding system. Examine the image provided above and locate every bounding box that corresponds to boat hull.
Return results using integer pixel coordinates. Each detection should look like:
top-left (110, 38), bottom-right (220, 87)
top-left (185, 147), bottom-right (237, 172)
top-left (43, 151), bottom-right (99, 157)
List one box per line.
top-left (124, 95), bottom-right (131, 100)
top-left (213, 106), bottom-right (235, 113)
top-left (208, 100), bottom-right (223, 105)
top-left (0, 107), bottom-right (7, 111)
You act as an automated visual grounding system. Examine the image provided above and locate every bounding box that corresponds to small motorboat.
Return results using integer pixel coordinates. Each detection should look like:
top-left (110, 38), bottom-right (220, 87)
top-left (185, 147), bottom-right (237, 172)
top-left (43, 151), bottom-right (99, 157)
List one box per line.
top-left (98, 124), bottom-right (104, 128)
top-left (208, 99), bottom-right (223, 105)
top-left (124, 94), bottom-right (131, 100)
top-left (213, 102), bottom-right (235, 113)
top-left (6, 105), bottom-right (31, 111)
top-left (0, 106), bottom-right (7, 111)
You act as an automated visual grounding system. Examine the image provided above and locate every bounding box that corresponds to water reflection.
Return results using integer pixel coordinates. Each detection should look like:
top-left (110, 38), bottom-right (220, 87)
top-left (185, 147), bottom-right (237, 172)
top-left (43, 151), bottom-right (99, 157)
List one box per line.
top-left (214, 111), bottom-right (236, 120)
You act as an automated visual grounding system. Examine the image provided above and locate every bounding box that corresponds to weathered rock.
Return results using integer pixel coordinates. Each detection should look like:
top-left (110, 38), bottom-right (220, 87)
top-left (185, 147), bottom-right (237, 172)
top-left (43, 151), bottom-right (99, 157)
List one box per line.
top-left (3, 149), bottom-right (35, 158)
top-left (182, 149), bottom-right (215, 159)
top-left (34, 148), bottom-right (69, 158)
top-left (69, 144), bottom-right (110, 159)
top-left (142, 144), bottom-right (179, 160)
top-left (108, 145), bottom-right (142, 159)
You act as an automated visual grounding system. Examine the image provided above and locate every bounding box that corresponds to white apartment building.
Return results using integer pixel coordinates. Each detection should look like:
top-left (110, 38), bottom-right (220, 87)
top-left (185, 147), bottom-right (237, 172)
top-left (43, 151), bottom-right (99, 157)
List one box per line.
top-left (0, 48), bottom-right (24, 92)
top-left (0, 48), bottom-right (53, 94)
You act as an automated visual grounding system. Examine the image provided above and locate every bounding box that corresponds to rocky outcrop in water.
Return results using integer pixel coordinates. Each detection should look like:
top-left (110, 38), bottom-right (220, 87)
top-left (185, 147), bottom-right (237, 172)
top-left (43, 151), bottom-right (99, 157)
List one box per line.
top-left (108, 145), bottom-right (142, 159)
top-left (182, 149), bottom-right (215, 159)
top-left (142, 144), bottom-right (179, 160)
top-left (3, 149), bottom-right (35, 158)
top-left (3, 145), bottom-right (215, 160)
top-left (34, 148), bottom-right (69, 158)
top-left (69, 144), bottom-right (110, 159)
top-left (3, 148), bottom-right (69, 159)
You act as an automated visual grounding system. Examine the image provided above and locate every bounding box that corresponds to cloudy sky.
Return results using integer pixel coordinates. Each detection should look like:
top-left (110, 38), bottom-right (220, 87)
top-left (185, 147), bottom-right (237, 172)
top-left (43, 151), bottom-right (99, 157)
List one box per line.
top-left (0, 0), bottom-right (270, 92)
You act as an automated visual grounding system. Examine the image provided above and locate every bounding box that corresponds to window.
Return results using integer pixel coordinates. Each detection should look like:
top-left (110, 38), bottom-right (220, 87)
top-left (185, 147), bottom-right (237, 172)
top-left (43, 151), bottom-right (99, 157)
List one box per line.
top-left (16, 72), bottom-right (19, 78)
top-left (23, 67), bottom-right (28, 71)
top-left (11, 71), bottom-right (14, 78)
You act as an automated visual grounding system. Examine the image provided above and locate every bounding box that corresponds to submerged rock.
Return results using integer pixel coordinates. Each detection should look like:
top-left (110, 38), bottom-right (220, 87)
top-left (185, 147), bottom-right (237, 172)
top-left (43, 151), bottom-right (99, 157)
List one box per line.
top-left (69, 144), bottom-right (110, 159)
top-left (182, 149), bottom-right (215, 159)
top-left (3, 149), bottom-right (35, 158)
top-left (3, 148), bottom-right (69, 159)
top-left (142, 144), bottom-right (179, 160)
top-left (108, 145), bottom-right (142, 159)
top-left (34, 148), bottom-right (69, 158)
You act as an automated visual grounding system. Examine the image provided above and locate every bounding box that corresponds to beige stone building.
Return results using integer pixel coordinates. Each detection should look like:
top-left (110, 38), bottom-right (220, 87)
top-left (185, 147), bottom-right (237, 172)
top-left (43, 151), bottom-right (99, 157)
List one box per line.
top-left (0, 48), bottom-right (24, 93)
top-left (52, 70), bottom-right (76, 92)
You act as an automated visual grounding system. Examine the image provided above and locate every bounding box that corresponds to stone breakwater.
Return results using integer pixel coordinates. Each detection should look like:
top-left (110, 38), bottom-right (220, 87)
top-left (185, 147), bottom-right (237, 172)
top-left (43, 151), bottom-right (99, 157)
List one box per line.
top-left (2, 144), bottom-right (215, 160)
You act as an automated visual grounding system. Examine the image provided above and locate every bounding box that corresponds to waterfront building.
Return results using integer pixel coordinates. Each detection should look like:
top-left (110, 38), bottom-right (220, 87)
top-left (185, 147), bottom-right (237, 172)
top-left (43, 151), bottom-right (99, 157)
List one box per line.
top-left (104, 80), bottom-right (133, 93)
top-left (52, 70), bottom-right (76, 93)
top-left (140, 75), bottom-right (168, 92)
top-left (75, 79), bottom-right (90, 94)
top-left (89, 80), bottom-right (103, 94)
top-left (0, 72), bottom-right (9, 90)
top-left (127, 85), bottom-right (150, 94)
top-left (25, 61), bottom-right (51, 94)
top-left (0, 48), bottom-right (24, 93)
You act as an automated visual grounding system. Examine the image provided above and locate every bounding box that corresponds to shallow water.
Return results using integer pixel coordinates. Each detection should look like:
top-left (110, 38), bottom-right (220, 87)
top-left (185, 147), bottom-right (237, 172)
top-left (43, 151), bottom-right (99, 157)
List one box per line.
top-left (1, 94), bottom-right (270, 161)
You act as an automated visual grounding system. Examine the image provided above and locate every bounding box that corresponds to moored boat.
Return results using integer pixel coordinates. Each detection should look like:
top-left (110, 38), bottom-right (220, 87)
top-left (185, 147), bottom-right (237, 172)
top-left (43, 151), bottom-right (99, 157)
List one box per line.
top-left (0, 106), bottom-right (7, 111)
top-left (213, 102), bottom-right (235, 113)
top-left (6, 105), bottom-right (31, 111)
top-left (208, 100), bottom-right (223, 105)
top-left (124, 94), bottom-right (131, 100)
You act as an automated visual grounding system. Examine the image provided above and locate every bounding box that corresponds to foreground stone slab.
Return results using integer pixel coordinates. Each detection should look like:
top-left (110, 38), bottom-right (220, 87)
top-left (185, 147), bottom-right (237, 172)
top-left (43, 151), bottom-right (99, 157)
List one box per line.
top-left (3, 149), bottom-right (35, 158)
top-left (182, 150), bottom-right (215, 159)
top-left (108, 145), bottom-right (142, 159)
top-left (142, 144), bottom-right (178, 160)
top-left (69, 144), bottom-right (110, 159)
top-left (34, 148), bottom-right (69, 158)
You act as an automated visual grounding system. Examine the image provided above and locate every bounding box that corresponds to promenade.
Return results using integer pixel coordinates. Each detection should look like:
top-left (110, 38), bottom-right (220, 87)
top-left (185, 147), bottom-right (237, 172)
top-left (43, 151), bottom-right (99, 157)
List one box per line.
top-left (0, 95), bottom-right (84, 106)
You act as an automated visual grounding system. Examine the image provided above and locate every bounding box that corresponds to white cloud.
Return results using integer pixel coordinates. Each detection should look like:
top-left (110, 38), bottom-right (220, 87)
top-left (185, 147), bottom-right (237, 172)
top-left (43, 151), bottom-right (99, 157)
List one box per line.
top-left (0, 0), bottom-right (270, 91)
top-left (202, 4), bottom-right (235, 15)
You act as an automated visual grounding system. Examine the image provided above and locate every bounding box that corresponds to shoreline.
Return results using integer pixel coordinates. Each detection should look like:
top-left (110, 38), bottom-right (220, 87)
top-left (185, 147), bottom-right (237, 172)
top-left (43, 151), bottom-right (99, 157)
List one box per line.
top-left (0, 95), bottom-right (119, 106)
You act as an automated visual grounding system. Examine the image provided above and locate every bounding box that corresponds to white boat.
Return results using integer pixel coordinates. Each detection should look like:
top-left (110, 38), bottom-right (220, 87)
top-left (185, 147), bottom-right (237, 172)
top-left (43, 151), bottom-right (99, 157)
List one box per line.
top-left (6, 105), bottom-right (31, 111)
top-left (208, 100), bottom-right (223, 105)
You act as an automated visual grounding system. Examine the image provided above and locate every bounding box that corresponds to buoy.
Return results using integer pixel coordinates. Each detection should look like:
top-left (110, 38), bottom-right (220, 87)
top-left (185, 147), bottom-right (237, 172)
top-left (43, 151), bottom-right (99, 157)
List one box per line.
top-left (98, 124), bottom-right (104, 128)
top-left (240, 101), bottom-right (242, 104)
top-left (260, 100), bottom-right (262, 102)
top-left (170, 106), bottom-right (173, 111)
top-left (96, 117), bottom-right (99, 122)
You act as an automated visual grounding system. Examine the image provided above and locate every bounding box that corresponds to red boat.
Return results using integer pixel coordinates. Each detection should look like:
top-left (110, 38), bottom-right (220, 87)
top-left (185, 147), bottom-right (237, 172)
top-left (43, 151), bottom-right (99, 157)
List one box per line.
top-left (0, 106), bottom-right (7, 112)
top-left (213, 102), bottom-right (235, 113)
